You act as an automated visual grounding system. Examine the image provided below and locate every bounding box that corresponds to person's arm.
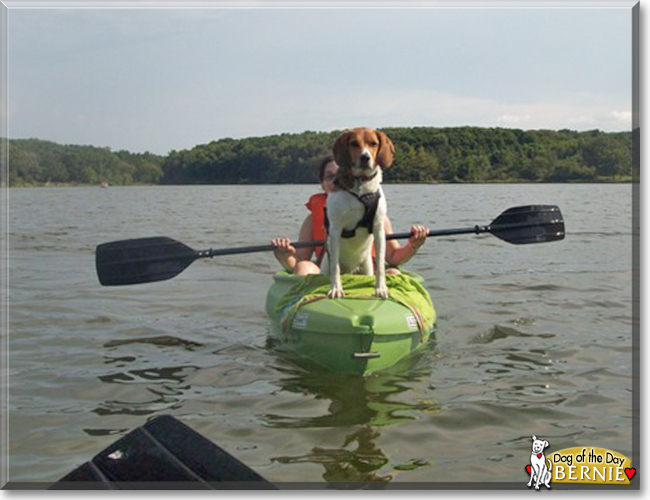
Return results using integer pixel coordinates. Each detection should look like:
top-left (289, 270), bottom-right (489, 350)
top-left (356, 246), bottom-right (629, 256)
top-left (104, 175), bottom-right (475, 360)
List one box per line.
top-left (295, 216), bottom-right (314, 262)
top-left (385, 218), bottom-right (429, 267)
top-left (272, 216), bottom-right (314, 272)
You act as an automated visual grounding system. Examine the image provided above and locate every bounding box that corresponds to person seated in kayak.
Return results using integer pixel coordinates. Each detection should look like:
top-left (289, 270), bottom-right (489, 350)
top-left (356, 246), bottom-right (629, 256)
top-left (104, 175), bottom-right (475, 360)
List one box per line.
top-left (271, 156), bottom-right (429, 275)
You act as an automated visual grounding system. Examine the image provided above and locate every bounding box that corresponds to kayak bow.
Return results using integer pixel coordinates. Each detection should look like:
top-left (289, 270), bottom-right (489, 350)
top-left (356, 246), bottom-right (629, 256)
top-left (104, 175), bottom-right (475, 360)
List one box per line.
top-left (265, 271), bottom-right (436, 375)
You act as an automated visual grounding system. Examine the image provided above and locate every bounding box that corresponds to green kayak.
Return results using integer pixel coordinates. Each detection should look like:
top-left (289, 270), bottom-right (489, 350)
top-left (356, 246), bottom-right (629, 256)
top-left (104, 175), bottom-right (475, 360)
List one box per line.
top-left (265, 271), bottom-right (436, 375)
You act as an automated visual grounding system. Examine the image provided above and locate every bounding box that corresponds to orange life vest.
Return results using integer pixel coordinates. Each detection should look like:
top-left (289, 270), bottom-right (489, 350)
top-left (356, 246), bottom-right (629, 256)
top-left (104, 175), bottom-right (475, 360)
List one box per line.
top-left (305, 193), bottom-right (327, 260)
top-left (305, 192), bottom-right (376, 261)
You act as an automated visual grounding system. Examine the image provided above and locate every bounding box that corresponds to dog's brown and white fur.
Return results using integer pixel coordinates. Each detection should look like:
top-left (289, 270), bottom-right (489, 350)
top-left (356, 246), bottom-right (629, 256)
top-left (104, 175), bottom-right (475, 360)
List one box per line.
top-left (324, 127), bottom-right (394, 299)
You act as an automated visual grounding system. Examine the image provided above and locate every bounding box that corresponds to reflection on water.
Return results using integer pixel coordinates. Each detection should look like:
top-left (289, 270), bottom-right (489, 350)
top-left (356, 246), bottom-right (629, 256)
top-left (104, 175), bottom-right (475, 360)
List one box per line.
top-left (104, 335), bottom-right (204, 350)
top-left (469, 324), bottom-right (556, 344)
top-left (263, 347), bottom-right (442, 429)
top-left (264, 344), bottom-right (443, 482)
top-left (272, 423), bottom-right (434, 486)
top-left (92, 336), bottom-right (204, 423)
top-left (96, 327), bottom-right (446, 482)
top-left (273, 426), bottom-right (393, 485)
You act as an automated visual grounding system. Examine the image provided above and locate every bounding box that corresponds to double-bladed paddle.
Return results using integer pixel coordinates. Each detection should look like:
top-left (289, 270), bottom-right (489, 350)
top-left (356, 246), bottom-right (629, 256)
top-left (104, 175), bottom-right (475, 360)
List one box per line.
top-left (96, 204), bottom-right (565, 287)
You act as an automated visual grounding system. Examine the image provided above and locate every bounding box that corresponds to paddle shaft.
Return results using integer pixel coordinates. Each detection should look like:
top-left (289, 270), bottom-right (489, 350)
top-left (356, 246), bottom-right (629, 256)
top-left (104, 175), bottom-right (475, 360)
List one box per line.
top-left (203, 223), bottom-right (512, 257)
top-left (203, 230), bottom-right (440, 257)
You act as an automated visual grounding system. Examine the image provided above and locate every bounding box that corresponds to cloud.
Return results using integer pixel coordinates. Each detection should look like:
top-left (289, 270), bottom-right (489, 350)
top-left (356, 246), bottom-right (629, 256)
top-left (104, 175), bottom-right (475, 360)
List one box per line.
top-left (612, 110), bottom-right (632, 123)
top-left (298, 87), bottom-right (632, 134)
top-left (497, 114), bottom-right (532, 125)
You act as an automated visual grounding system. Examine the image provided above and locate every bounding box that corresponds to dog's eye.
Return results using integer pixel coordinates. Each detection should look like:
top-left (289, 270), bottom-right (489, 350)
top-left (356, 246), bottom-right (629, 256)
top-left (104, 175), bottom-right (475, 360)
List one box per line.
top-left (350, 140), bottom-right (360, 148)
top-left (369, 141), bottom-right (379, 147)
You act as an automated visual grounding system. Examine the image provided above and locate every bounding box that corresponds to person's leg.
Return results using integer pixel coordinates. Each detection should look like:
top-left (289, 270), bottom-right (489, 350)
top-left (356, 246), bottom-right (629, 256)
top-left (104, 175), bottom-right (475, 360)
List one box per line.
top-left (295, 261), bottom-right (320, 276)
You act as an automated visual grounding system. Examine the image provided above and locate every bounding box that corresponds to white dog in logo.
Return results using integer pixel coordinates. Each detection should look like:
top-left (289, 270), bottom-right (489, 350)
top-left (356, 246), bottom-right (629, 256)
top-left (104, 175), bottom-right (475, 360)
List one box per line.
top-left (527, 435), bottom-right (552, 490)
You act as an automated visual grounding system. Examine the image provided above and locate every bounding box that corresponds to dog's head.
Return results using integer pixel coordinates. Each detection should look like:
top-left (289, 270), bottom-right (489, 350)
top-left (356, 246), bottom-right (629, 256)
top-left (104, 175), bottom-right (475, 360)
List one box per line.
top-left (332, 127), bottom-right (394, 187)
top-left (531, 435), bottom-right (549, 454)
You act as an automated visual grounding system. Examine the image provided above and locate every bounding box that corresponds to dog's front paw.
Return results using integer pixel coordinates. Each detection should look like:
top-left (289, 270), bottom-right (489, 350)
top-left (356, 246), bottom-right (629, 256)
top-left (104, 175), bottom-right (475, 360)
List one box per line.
top-left (328, 287), bottom-right (345, 299)
top-left (375, 285), bottom-right (389, 299)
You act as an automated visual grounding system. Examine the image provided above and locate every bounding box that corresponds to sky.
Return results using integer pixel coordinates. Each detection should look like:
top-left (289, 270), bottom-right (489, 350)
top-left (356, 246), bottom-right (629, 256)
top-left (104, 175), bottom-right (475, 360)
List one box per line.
top-left (6, 1), bottom-right (637, 155)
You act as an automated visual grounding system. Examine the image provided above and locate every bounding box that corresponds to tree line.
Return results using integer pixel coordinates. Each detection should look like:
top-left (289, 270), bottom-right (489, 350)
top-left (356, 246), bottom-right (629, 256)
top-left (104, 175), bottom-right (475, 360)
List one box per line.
top-left (8, 126), bottom-right (632, 186)
top-left (8, 139), bottom-right (164, 186)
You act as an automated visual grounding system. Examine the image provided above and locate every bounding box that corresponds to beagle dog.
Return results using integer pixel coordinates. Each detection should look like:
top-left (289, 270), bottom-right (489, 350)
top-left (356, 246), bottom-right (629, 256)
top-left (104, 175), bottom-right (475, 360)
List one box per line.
top-left (324, 127), bottom-right (394, 299)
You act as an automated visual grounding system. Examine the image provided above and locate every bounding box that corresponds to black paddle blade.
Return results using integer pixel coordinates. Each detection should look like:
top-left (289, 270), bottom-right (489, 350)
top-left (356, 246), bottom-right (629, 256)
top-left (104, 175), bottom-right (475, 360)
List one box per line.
top-left (488, 205), bottom-right (565, 245)
top-left (96, 237), bottom-right (200, 286)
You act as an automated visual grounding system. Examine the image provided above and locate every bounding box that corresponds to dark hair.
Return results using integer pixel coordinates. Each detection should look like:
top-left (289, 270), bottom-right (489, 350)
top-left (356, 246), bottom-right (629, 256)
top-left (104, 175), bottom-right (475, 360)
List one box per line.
top-left (315, 155), bottom-right (335, 182)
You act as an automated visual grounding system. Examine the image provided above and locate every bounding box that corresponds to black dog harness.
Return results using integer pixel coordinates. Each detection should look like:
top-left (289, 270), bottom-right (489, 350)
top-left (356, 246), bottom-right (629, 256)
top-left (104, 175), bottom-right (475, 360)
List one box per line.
top-left (324, 190), bottom-right (382, 239)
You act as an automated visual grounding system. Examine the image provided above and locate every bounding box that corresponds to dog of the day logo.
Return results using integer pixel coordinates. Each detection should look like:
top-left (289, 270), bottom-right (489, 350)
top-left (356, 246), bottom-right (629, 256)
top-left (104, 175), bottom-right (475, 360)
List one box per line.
top-left (525, 435), bottom-right (636, 488)
top-left (526, 435), bottom-right (552, 490)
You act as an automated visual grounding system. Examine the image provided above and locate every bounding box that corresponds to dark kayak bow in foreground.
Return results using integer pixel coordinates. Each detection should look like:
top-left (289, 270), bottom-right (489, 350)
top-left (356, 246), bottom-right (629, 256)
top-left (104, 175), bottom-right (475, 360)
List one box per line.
top-left (95, 205), bottom-right (565, 287)
top-left (50, 415), bottom-right (272, 489)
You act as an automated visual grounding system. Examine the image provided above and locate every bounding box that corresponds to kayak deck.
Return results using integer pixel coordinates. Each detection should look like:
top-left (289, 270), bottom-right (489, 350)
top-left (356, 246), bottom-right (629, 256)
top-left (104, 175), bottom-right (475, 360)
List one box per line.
top-left (265, 272), bottom-right (436, 375)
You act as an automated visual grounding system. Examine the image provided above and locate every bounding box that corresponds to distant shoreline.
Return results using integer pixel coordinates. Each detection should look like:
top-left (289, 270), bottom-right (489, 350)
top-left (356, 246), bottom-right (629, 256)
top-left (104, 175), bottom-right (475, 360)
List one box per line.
top-left (7, 178), bottom-right (634, 188)
top-left (9, 127), bottom-right (633, 186)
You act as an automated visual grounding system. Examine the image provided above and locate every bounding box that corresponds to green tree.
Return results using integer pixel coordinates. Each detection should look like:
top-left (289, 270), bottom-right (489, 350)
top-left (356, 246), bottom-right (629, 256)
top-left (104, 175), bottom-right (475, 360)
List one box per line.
top-left (582, 134), bottom-right (631, 179)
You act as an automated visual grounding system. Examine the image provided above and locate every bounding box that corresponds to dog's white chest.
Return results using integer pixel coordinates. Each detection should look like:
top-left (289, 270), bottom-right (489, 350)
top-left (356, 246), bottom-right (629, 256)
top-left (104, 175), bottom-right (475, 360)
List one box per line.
top-left (328, 191), bottom-right (365, 229)
top-left (325, 188), bottom-right (385, 273)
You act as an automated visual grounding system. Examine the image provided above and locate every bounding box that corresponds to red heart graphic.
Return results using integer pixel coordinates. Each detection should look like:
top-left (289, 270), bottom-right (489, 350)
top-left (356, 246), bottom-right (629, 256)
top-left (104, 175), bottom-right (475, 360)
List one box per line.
top-left (537, 454), bottom-right (542, 458)
top-left (625, 468), bottom-right (636, 480)
top-left (526, 465), bottom-right (531, 475)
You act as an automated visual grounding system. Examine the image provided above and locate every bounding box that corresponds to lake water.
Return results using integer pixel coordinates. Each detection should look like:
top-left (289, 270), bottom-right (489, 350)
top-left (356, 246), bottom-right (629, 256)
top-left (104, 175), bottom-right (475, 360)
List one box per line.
top-left (6, 183), bottom-right (636, 487)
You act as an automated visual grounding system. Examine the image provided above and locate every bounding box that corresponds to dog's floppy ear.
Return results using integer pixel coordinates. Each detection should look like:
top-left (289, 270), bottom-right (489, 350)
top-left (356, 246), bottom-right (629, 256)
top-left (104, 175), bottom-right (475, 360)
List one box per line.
top-left (376, 130), bottom-right (395, 168)
top-left (543, 441), bottom-right (549, 448)
top-left (333, 131), bottom-right (352, 169)
top-left (531, 435), bottom-right (537, 441)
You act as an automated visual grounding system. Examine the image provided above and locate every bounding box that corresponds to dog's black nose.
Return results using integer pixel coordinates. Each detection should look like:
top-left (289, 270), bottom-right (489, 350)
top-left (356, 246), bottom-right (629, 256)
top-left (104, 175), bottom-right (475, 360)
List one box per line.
top-left (360, 152), bottom-right (371, 164)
